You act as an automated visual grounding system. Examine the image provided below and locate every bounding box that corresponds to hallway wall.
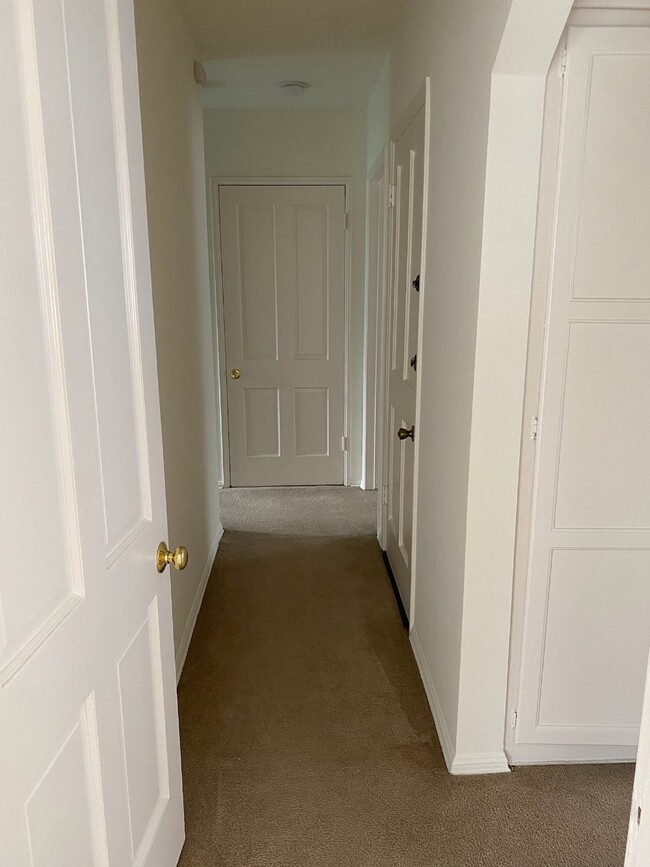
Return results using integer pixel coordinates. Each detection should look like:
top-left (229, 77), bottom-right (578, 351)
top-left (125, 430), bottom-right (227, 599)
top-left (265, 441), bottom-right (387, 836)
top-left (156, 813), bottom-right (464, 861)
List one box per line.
top-left (203, 107), bottom-right (368, 486)
top-left (367, 0), bottom-right (514, 771)
top-left (134, 0), bottom-right (222, 672)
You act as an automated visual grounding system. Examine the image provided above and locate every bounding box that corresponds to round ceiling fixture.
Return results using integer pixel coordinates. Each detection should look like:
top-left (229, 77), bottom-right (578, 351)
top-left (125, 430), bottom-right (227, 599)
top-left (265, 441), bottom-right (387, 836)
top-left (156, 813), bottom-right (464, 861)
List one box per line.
top-left (281, 81), bottom-right (309, 98)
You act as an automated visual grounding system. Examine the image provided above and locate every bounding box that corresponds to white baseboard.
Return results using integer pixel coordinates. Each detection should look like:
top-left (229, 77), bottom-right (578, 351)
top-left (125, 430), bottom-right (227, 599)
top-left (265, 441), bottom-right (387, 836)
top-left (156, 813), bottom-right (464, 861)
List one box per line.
top-left (410, 627), bottom-right (456, 772)
top-left (175, 524), bottom-right (223, 683)
top-left (450, 752), bottom-right (511, 775)
top-left (410, 628), bottom-right (510, 775)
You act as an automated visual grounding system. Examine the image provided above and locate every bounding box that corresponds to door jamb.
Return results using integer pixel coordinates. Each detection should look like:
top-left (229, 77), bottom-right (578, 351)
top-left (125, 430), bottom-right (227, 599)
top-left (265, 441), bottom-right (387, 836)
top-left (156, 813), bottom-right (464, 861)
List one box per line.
top-left (363, 149), bottom-right (390, 505)
top-left (209, 176), bottom-right (352, 487)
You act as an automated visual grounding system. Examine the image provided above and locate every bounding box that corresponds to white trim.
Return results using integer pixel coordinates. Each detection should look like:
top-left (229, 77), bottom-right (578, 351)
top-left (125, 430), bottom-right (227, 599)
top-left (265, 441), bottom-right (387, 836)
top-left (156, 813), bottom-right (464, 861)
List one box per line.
top-left (450, 753), bottom-right (511, 776)
top-left (209, 176), bottom-right (353, 487)
top-left (573, 0), bottom-right (650, 8)
top-left (361, 150), bottom-right (389, 493)
top-left (410, 627), bottom-right (456, 773)
top-left (508, 743), bottom-right (637, 766)
top-left (175, 524), bottom-right (223, 683)
top-left (412, 626), bottom-right (510, 775)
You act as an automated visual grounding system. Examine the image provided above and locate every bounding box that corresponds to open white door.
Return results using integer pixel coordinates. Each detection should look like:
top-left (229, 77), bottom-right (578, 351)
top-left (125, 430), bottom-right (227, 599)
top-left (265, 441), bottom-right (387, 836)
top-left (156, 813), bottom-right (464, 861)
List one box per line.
top-left (626, 652), bottom-right (650, 866)
top-left (1, 1), bottom-right (184, 864)
top-left (384, 105), bottom-right (426, 620)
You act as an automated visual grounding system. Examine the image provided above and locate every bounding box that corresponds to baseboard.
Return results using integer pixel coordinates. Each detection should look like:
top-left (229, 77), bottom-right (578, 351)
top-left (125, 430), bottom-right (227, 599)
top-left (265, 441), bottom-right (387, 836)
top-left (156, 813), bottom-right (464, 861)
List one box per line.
top-left (508, 742), bottom-right (638, 766)
top-left (410, 628), bottom-right (511, 776)
top-left (450, 752), bottom-right (511, 775)
top-left (410, 627), bottom-right (456, 773)
top-left (175, 524), bottom-right (223, 684)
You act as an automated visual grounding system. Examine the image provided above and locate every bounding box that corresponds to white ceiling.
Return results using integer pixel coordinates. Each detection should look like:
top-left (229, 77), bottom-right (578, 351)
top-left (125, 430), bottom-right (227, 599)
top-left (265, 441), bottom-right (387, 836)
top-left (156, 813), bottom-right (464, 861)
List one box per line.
top-left (178, 0), bottom-right (406, 108)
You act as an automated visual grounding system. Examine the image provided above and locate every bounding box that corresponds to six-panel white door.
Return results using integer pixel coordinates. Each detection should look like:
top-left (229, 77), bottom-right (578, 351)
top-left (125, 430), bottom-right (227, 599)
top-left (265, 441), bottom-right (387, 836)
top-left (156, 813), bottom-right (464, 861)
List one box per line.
top-left (0, 1), bottom-right (184, 864)
top-left (385, 107), bottom-right (426, 619)
top-left (513, 25), bottom-right (650, 763)
top-left (219, 184), bottom-right (346, 487)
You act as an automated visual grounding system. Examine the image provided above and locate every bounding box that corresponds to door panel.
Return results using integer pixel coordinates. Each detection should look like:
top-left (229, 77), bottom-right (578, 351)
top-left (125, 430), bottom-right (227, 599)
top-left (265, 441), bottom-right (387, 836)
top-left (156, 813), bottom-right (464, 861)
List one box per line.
top-left (220, 185), bottom-right (346, 487)
top-left (0, 1), bottom-right (183, 864)
top-left (385, 107), bottom-right (426, 618)
top-left (514, 26), bottom-right (650, 759)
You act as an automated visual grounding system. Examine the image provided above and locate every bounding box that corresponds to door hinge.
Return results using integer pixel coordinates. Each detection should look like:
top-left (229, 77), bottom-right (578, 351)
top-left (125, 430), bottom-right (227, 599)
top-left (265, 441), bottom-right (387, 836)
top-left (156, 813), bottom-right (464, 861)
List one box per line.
top-left (511, 709), bottom-right (518, 730)
top-left (531, 416), bottom-right (539, 440)
top-left (559, 46), bottom-right (567, 79)
top-left (388, 185), bottom-right (396, 207)
top-left (382, 484), bottom-right (389, 506)
top-left (341, 435), bottom-right (349, 452)
top-left (344, 212), bottom-right (350, 230)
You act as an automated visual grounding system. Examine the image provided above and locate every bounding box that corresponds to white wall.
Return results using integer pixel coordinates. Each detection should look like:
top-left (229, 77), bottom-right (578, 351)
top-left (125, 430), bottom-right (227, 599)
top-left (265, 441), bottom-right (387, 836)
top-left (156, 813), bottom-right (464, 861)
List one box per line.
top-left (203, 107), bottom-right (368, 485)
top-left (134, 0), bottom-right (222, 673)
top-left (368, 0), bottom-right (574, 771)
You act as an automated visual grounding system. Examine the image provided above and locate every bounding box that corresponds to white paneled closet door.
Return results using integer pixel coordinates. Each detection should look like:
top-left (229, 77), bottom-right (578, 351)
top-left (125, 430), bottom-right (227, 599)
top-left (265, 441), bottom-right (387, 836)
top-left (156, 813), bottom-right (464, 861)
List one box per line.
top-left (0, 1), bottom-right (184, 864)
top-left (513, 25), bottom-right (650, 764)
top-left (219, 184), bottom-right (346, 487)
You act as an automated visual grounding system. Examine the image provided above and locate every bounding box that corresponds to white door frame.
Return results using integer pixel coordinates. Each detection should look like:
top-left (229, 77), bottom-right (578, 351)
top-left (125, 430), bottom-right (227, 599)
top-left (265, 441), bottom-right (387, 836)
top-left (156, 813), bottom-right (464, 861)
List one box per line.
top-left (378, 79), bottom-right (431, 626)
top-left (363, 150), bottom-right (390, 498)
top-left (209, 176), bottom-right (352, 488)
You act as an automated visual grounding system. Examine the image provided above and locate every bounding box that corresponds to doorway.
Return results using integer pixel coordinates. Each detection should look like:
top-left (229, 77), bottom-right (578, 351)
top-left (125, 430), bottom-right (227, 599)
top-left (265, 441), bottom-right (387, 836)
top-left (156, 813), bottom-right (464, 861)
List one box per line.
top-left (212, 180), bottom-right (350, 487)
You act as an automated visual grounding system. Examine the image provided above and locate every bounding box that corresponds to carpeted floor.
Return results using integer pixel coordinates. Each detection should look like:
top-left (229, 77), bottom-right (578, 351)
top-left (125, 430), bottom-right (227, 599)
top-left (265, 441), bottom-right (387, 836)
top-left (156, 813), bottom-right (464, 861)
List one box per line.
top-left (217, 485), bottom-right (377, 536)
top-left (177, 490), bottom-right (633, 866)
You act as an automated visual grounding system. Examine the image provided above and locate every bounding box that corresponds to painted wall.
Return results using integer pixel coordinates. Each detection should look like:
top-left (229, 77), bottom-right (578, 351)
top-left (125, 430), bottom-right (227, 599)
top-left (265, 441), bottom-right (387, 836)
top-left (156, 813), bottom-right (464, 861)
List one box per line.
top-left (203, 107), bottom-right (368, 485)
top-left (368, 0), bottom-right (574, 771)
top-left (134, 0), bottom-right (222, 670)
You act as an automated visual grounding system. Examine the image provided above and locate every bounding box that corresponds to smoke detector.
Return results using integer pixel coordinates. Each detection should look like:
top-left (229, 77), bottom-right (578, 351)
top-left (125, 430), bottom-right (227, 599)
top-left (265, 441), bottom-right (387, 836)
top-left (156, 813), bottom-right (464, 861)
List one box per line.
top-left (281, 81), bottom-right (309, 98)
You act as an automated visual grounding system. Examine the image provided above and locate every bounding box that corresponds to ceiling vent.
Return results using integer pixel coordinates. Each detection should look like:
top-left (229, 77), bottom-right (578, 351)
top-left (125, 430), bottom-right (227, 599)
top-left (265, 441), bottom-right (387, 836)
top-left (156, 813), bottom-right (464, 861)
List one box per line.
top-left (281, 80), bottom-right (309, 98)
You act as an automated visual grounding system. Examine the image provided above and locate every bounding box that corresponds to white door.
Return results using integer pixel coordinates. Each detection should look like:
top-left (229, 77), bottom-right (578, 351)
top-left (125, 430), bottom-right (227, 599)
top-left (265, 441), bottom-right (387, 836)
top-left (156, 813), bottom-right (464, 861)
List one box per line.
top-left (626, 652), bottom-right (650, 866)
top-left (1, 1), bottom-right (184, 865)
top-left (384, 107), bottom-right (426, 619)
top-left (219, 184), bottom-right (346, 487)
top-left (513, 26), bottom-right (650, 763)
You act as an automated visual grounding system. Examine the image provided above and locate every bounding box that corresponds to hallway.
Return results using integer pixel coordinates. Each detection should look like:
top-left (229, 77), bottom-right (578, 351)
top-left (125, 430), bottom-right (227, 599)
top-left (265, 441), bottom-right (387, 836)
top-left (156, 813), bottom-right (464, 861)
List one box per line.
top-left (177, 490), bottom-right (633, 866)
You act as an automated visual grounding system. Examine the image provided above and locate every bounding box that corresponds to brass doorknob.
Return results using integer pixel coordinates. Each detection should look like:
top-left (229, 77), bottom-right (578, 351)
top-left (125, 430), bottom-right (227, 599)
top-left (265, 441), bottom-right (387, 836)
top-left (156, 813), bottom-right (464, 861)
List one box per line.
top-left (156, 542), bottom-right (189, 573)
top-left (230, 368), bottom-right (241, 379)
top-left (397, 425), bottom-right (415, 442)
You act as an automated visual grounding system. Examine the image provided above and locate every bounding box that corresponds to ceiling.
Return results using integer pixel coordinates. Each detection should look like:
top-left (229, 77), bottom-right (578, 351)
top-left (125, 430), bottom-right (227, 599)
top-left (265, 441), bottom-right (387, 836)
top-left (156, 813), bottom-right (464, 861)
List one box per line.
top-left (178, 0), bottom-right (406, 108)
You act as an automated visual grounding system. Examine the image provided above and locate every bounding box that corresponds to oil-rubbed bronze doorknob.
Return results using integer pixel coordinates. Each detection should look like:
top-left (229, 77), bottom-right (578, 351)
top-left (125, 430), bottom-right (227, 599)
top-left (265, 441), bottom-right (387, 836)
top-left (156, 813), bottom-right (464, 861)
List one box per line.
top-left (230, 368), bottom-right (241, 379)
top-left (397, 425), bottom-right (415, 442)
top-left (156, 542), bottom-right (189, 573)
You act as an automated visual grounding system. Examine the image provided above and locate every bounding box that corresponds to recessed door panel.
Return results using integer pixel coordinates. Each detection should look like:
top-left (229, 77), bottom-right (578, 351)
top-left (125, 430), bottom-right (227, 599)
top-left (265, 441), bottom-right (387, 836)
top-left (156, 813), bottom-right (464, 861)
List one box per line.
top-left (118, 604), bottom-right (169, 862)
top-left (25, 702), bottom-right (108, 867)
top-left (63, 0), bottom-right (150, 556)
top-left (538, 549), bottom-right (650, 730)
top-left (294, 205), bottom-right (329, 360)
top-left (573, 54), bottom-right (650, 301)
top-left (244, 388), bottom-right (281, 457)
top-left (294, 388), bottom-right (329, 456)
top-left (555, 322), bottom-right (650, 530)
top-left (237, 205), bottom-right (279, 362)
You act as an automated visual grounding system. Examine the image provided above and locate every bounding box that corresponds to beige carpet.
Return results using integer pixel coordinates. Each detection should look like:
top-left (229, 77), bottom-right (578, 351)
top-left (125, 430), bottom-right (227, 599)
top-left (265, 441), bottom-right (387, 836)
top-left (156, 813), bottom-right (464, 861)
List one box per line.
top-left (218, 485), bottom-right (377, 536)
top-left (177, 494), bottom-right (633, 866)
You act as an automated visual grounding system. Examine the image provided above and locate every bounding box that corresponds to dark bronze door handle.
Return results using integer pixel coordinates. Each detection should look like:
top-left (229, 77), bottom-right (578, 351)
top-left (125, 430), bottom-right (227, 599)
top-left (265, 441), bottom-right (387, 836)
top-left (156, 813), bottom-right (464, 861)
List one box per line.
top-left (397, 425), bottom-right (415, 442)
